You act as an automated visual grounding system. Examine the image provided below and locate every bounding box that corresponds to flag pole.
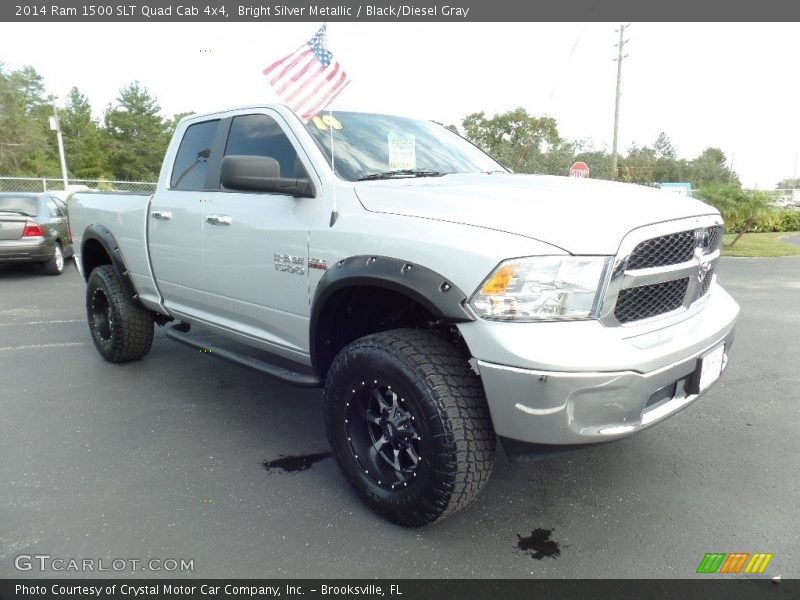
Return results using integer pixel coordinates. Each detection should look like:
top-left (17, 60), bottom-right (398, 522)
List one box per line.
top-left (329, 108), bottom-right (338, 227)
top-left (263, 21), bottom-right (344, 225)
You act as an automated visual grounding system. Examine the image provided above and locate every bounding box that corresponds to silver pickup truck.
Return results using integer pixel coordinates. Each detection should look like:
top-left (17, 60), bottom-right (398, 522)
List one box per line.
top-left (70, 104), bottom-right (739, 526)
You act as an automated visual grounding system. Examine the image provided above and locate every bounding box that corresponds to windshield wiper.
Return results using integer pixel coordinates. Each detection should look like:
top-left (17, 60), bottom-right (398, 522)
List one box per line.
top-left (0, 209), bottom-right (33, 216)
top-left (357, 169), bottom-right (445, 181)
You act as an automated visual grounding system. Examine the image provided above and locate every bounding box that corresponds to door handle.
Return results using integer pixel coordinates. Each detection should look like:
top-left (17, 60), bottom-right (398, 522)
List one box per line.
top-left (151, 210), bottom-right (173, 220)
top-left (206, 215), bottom-right (232, 226)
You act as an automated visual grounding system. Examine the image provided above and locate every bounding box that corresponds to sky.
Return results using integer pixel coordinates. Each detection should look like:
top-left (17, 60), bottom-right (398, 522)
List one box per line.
top-left (1, 22), bottom-right (799, 188)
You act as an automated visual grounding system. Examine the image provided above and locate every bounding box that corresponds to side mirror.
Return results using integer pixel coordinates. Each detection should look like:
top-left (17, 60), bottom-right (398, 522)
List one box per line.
top-left (220, 155), bottom-right (315, 198)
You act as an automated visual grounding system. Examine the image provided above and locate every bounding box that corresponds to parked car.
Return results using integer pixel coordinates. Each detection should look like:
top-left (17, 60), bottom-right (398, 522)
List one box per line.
top-left (0, 192), bottom-right (73, 275)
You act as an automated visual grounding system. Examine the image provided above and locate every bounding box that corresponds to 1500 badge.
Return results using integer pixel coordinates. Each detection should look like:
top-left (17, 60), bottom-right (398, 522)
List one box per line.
top-left (274, 254), bottom-right (305, 274)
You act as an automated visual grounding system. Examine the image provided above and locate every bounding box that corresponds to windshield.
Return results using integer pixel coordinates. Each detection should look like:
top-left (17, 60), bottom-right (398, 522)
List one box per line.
top-left (303, 111), bottom-right (505, 182)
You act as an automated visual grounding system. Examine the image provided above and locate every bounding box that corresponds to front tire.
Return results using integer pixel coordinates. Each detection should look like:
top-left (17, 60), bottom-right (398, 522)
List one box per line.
top-left (86, 265), bottom-right (154, 362)
top-left (43, 242), bottom-right (65, 275)
top-left (324, 329), bottom-right (496, 527)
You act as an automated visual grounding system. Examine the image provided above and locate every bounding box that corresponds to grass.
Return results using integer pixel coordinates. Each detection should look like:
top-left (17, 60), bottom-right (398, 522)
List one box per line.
top-left (721, 232), bottom-right (800, 257)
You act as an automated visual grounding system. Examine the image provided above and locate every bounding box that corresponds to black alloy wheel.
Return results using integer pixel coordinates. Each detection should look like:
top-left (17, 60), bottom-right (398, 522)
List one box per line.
top-left (345, 380), bottom-right (423, 490)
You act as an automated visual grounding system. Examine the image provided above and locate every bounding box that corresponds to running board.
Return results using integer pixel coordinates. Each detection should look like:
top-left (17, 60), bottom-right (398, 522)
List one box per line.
top-left (165, 326), bottom-right (322, 388)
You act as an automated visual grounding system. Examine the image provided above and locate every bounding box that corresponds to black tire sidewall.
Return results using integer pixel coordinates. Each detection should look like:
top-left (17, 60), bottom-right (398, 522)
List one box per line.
top-left (86, 267), bottom-right (118, 360)
top-left (325, 341), bottom-right (457, 526)
top-left (85, 265), bottom-right (153, 363)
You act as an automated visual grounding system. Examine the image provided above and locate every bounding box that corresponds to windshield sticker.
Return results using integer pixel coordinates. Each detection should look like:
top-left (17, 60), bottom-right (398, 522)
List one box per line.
top-left (388, 132), bottom-right (416, 170)
top-left (312, 114), bottom-right (343, 131)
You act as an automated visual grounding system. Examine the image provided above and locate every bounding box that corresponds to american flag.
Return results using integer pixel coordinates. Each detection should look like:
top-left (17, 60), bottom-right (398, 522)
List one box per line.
top-left (263, 24), bottom-right (350, 121)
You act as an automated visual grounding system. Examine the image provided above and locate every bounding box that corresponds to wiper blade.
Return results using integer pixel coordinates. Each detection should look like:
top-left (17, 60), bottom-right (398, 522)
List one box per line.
top-left (0, 209), bottom-right (33, 216)
top-left (358, 169), bottom-right (445, 181)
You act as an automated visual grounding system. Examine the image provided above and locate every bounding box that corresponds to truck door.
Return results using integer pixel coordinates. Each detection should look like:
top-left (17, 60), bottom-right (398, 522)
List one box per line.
top-left (201, 111), bottom-right (320, 358)
top-left (148, 119), bottom-right (220, 318)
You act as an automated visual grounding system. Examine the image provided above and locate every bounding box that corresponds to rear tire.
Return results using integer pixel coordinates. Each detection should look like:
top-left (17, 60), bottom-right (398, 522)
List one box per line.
top-left (43, 242), bottom-right (65, 275)
top-left (324, 329), bottom-right (496, 527)
top-left (86, 265), bottom-right (154, 362)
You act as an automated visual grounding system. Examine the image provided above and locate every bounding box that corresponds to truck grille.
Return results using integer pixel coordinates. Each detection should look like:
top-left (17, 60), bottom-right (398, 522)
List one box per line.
top-left (705, 226), bottom-right (723, 253)
top-left (628, 230), bottom-right (695, 269)
top-left (699, 267), bottom-right (714, 297)
top-left (601, 220), bottom-right (722, 326)
top-left (614, 278), bottom-right (689, 323)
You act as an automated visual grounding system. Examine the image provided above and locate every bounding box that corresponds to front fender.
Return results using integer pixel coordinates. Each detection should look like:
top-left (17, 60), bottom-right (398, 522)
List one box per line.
top-left (309, 255), bottom-right (474, 375)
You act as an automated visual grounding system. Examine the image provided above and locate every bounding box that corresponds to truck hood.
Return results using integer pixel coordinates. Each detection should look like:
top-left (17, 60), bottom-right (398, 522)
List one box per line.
top-left (354, 173), bottom-right (718, 255)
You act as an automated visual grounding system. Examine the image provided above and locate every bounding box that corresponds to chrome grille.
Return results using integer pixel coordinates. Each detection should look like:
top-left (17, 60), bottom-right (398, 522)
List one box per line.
top-left (699, 267), bottom-right (714, 297)
top-left (600, 218), bottom-right (723, 326)
top-left (705, 226), bottom-right (723, 253)
top-left (614, 278), bottom-right (689, 323)
top-left (627, 230), bottom-right (695, 270)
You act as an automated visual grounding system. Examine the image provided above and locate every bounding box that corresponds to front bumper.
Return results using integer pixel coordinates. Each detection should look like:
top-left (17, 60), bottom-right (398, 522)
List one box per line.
top-left (465, 283), bottom-right (740, 445)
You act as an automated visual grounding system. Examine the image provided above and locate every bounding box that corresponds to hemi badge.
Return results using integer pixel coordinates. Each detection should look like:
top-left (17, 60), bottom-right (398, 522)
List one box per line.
top-left (308, 258), bottom-right (328, 271)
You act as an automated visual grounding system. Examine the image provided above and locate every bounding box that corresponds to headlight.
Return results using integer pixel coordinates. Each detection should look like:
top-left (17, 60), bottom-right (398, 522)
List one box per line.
top-left (469, 256), bottom-right (612, 321)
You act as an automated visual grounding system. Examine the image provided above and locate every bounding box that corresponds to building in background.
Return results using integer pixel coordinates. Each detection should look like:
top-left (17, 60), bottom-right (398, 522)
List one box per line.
top-left (659, 182), bottom-right (694, 197)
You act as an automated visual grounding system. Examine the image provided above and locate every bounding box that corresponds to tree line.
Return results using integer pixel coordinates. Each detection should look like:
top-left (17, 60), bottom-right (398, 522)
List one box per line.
top-left (454, 107), bottom-right (742, 189)
top-left (0, 63), bottom-right (185, 182)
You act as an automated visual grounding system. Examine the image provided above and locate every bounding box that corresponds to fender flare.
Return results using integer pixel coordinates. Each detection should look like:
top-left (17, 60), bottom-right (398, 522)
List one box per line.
top-left (80, 224), bottom-right (145, 309)
top-left (309, 255), bottom-right (475, 374)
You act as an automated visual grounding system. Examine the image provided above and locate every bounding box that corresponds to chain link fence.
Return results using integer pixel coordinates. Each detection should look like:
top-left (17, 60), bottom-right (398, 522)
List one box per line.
top-left (0, 176), bottom-right (157, 194)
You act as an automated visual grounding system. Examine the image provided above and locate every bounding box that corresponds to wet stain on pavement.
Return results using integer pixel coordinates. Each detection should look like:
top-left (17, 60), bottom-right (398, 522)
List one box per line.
top-left (516, 528), bottom-right (561, 560)
top-left (262, 452), bottom-right (333, 473)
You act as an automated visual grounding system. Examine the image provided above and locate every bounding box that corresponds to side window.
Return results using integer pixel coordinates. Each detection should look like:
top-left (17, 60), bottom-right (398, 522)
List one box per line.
top-left (51, 197), bottom-right (67, 217)
top-left (170, 120), bottom-right (220, 190)
top-left (223, 114), bottom-right (307, 182)
top-left (45, 199), bottom-right (60, 218)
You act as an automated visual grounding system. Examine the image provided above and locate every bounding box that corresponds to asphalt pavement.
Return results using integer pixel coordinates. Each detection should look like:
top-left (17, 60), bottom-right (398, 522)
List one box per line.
top-left (0, 257), bottom-right (798, 578)
top-left (783, 234), bottom-right (800, 246)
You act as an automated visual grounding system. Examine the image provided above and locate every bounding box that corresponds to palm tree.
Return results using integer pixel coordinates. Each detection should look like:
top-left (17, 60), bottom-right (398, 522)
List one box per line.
top-left (727, 190), bottom-right (774, 248)
top-left (697, 185), bottom-right (775, 248)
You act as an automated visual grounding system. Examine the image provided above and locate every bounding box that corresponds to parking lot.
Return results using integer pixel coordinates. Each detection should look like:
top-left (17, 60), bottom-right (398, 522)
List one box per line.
top-left (1, 257), bottom-right (798, 578)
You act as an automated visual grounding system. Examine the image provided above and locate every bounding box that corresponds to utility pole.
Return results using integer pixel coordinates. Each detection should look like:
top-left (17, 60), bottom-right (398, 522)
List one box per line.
top-left (48, 97), bottom-right (69, 191)
top-left (611, 24), bottom-right (629, 181)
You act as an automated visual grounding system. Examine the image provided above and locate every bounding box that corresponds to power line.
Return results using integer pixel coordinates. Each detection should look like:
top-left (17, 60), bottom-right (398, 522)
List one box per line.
top-left (549, 25), bottom-right (586, 101)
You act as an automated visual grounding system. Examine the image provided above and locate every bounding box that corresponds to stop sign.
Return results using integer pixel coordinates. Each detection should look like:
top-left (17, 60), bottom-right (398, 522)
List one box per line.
top-left (569, 161), bottom-right (590, 178)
